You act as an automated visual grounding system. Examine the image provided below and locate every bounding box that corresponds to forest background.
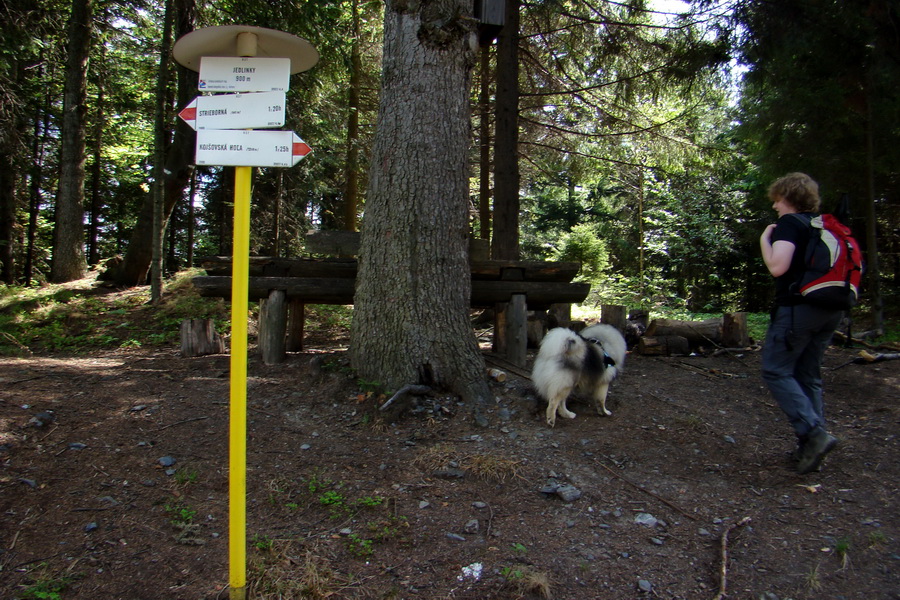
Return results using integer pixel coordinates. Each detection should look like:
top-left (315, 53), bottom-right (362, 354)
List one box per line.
top-left (0, 0), bottom-right (898, 340)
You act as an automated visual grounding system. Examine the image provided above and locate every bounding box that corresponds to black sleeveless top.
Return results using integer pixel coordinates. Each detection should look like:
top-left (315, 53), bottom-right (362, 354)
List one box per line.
top-left (770, 212), bottom-right (815, 306)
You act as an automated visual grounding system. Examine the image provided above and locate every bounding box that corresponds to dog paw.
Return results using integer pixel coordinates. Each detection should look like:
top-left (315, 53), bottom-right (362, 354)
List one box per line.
top-left (602, 408), bottom-right (612, 416)
top-left (546, 417), bottom-right (556, 428)
top-left (560, 409), bottom-right (577, 419)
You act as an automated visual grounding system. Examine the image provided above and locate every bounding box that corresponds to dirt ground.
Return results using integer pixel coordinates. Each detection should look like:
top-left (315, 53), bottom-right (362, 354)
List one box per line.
top-left (0, 324), bottom-right (898, 600)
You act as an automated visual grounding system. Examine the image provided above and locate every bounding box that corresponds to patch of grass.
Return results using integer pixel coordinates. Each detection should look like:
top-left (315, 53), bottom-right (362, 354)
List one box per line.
top-left (412, 443), bottom-right (524, 482)
top-left (0, 270), bottom-right (231, 355)
top-left (805, 562), bottom-right (823, 593)
top-left (17, 563), bottom-right (78, 600)
top-left (164, 500), bottom-right (197, 526)
top-left (173, 466), bottom-right (199, 485)
top-left (868, 531), bottom-right (887, 549)
top-left (253, 534), bottom-right (274, 552)
top-left (248, 541), bottom-right (356, 600)
top-left (306, 304), bottom-right (352, 331)
top-left (834, 536), bottom-right (852, 569)
top-left (501, 564), bottom-right (551, 599)
top-left (345, 533), bottom-right (374, 557)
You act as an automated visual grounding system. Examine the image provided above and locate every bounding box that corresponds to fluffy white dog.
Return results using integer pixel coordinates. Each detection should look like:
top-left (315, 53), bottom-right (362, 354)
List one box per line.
top-left (532, 324), bottom-right (627, 427)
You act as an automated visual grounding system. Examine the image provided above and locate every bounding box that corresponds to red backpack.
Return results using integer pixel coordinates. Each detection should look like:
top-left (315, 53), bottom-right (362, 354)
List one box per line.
top-left (791, 213), bottom-right (864, 310)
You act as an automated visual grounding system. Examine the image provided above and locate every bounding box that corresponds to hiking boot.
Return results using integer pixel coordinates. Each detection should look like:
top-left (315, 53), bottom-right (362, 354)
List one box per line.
top-left (790, 435), bottom-right (809, 461)
top-left (797, 429), bottom-right (838, 475)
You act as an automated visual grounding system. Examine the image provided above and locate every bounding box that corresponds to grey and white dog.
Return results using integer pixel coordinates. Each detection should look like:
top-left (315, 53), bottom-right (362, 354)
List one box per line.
top-left (532, 324), bottom-right (627, 427)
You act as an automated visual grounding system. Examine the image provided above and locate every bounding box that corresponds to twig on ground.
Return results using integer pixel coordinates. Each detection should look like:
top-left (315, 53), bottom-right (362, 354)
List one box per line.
top-left (155, 416), bottom-right (209, 431)
top-left (595, 459), bottom-right (697, 521)
top-left (379, 384), bottom-right (431, 412)
top-left (712, 516), bottom-right (752, 600)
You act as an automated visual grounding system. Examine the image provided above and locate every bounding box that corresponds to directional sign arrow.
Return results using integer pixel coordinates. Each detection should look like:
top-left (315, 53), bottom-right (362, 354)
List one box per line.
top-left (178, 91), bottom-right (286, 130)
top-left (195, 129), bottom-right (311, 167)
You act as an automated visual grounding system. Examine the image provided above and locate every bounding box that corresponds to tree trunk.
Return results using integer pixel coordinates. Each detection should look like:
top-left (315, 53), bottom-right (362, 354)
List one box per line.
top-left (150, 0), bottom-right (174, 302)
top-left (350, 0), bottom-right (490, 425)
top-left (25, 74), bottom-right (52, 286)
top-left (50, 0), bottom-right (93, 283)
top-left (109, 0), bottom-right (196, 287)
top-left (478, 44), bottom-right (491, 241)
top-left (491, 0), bottom-right (520, 260)
top-left (343, 0), bottom-right (362, 232)
top-left (0, 146), bottom-right (16, 285)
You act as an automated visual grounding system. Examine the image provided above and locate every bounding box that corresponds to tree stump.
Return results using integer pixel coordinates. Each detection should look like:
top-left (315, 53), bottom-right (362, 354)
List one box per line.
top-left (180, 319), bottom-right (225, 357)
top-left (722, 312), bottom-right (750, 347)
top-left (601, 304), bottom-right (627, 332)
top-left (259, 289), bottom-right (287, 365)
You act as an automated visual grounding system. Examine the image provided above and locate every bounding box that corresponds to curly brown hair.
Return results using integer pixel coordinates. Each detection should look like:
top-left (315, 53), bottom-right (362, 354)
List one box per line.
top-left (768, 172), bottom-right (821, 212)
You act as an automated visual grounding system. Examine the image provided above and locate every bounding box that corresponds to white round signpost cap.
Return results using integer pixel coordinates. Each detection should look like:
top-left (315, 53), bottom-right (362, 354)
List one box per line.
top-left (173, 25), bottom-right (319, 73)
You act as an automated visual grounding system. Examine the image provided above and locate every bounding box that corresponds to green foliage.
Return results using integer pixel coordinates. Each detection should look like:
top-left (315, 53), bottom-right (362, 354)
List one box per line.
top-left (17, 563), bottom-right (77, 600)
top-left (164, 500), bottom-right (197, 526)
top-left (550, 224), bottom-right (611, 283)
top-left (0, 272), bottom-right (230, 356)
top-left (345, 533), bottom-right (374, 557)
top-left (174, 467), bottom-right (199, 486)
top-left (252, 534), bottom-right (274, 552)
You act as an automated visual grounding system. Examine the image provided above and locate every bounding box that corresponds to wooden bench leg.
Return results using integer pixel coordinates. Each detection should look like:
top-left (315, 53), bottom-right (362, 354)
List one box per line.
top-left (259, 289), bottom-right (287, 364)
top-left (505, 293), bottom-right (528, 368)
top-left (286, 299), bottom-right (305, 352)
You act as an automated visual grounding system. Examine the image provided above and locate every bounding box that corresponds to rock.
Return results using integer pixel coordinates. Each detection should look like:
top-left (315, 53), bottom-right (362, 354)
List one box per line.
top-left (158, 456), bottom-right (176, 467)
top-left (638, 579), bottom-right (652, 593)
top-left (433, 468), bottom-right (465, 479)
top-left (464, 519), bottom-right (479, 534)
top-left (29, 411), bottom-right (55, 427)
top-left (472, 501), bottom-right (487, 509)
top-left (69, 442), bottom-right (87, 450)
top-left (445, 532), bottom-right (466, 542)
top-left (540, 480), bottom-right (561, 495)
top-left (19, 478), bottom-right (37, 488)
top-left (84, 522), bottom-right (99, 533)
top-left (419, 501), bottom-right (431, 509)
top-left (634, 513), bottom-right (658, 527)
top-left (556, 485), bottom-right (582, 502)
top-left (724, 435), bottom-right (736, 444)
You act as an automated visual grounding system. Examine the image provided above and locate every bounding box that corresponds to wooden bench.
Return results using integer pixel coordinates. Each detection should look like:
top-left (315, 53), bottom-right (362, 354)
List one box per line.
top-left (191, 235), bottom-right (590, 366)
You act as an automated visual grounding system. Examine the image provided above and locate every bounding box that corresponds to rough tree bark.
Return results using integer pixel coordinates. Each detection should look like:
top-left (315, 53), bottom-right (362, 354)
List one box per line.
top-left (350, 0), bottom-right (491, 425)
top-left (107, 0), bottom-right (196, 287)
top-left (50, 0), bottom-right (93, 283)
top-left (491, 0), bottom-right (520, 260)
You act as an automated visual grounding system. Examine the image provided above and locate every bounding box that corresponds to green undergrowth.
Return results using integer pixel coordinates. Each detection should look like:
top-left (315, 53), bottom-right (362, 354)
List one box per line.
top-left (0, 270), bottom-right (353, 356)
top-left (0, 270), bottom-right (227, 355)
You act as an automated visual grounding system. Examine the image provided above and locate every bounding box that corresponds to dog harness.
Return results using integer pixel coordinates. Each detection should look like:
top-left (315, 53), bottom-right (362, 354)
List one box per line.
top-left (580, 334), bottom-right (617, 367)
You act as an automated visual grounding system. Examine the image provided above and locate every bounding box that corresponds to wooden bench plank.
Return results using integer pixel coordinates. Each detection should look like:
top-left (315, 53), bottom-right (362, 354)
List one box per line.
top-left (197, 256), bottom-right (582, 283)
top-left (192, 276), bottom-right (590, 309)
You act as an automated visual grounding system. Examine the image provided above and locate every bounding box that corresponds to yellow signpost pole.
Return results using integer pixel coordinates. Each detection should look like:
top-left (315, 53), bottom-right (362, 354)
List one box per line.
top-left (228, 165), bottom-right (252, 600)
top-left (172, 26), bottom-right (318, 600)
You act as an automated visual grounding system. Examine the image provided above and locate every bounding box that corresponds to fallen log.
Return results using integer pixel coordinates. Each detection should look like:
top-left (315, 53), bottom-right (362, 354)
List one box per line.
top-left (637, 335), bottom-right (691, 356)
top-left (645, 317), bottom-right (722, 345)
